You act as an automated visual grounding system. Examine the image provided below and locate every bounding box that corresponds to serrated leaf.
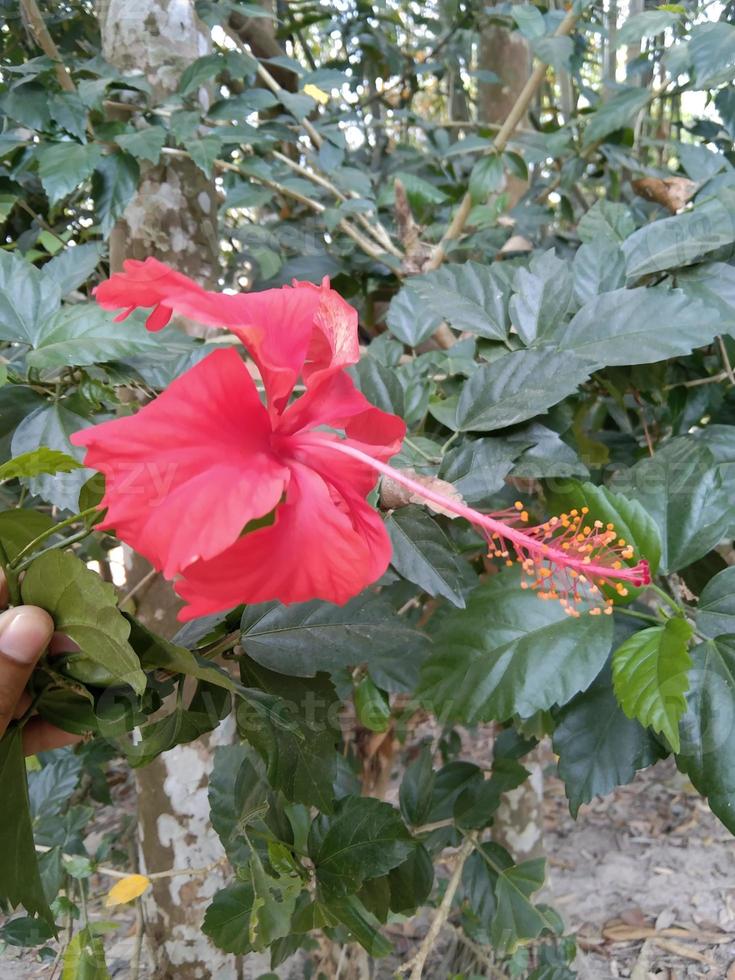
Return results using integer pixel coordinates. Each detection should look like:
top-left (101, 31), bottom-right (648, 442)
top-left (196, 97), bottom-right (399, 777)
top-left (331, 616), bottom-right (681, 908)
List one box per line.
top-left (308, 795), bottom-right (414, 895)
top-left (0, 510), bottom-right (55, 562)
top-left (21, 551), bottom-right (146, 694)
top-left (553, 663), bottom-right (662, 816)
top-left (321, 893), bottom-right (393, 956)
top-left (0, 448), bottom-right (81, 481)
top-left (696, 566), bottom-right (735, 639)
top-left (209, 744), bottom-right (268, 867)
top-left (36, 142), bottom-right (103, 205)
top-left (420, 569), bottom-right (614, 724)
top-left (618, 9), bottom-right (679, 45)
top-left (203, 882), bottom-right (258, 954)
top-left (677, 636), bottom-right (735, 833)
top-left (510, 249), bottom-right (575, 346)
top-left (582, 88), bottom-right (651, 147)
top-left (114, 126), bottom-right (167, 164)
top-left (469, 153), bottom-right (505, 203)
top-left (572, 240), bottom-right (626, 305)
top-left (236, 658), bottom-right (339, 812)
top-left (104, 874), bottom-right (151, 907)
top-left (129, 616), bottom-right (237, 693)
top-left (553, 287), bottom-right (717, 367)
top-left (455, 348), bottom-right (593, 432)
top-left (0, 250), bottom-right (61, 345)
top-left (185, 136), bottom-right (222, 178)
top-left (385, 505), bottom-right (469, 607)
top-left (612, 438), bottom-right (731, 573)
top-left (43, 243), bottom-right (103, 297)
top-left (612, 617), bottom-right (693, 752)
top-left (92, 153), bottom-right (140, 237)
top-left (239, 593), bottom-right (429, 693)
top-left (622, 192), bottom-right (735, 278)
top-left (10, 403), bottom-right (92, 512)
top-left (0, 728), bottom-right (53, 923)
top-left (690, 21), bottom-right (735, 88)
top-left (385, 282), bottom-right (443, 346)
top-left (578, 201), bottom-right (635, 245)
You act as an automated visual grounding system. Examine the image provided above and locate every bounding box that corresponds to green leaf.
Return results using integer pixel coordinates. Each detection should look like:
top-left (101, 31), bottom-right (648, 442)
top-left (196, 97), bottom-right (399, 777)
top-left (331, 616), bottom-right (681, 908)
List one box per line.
top-left (622, 193), bottom-right (735, 278)
top-left (10, 403), bottom-right (91, 512)
top-left (677, 637), bottom-right (735, 834)
top-left (0, 250), bottom-right (61, 345)
top-left (309, 795), bottom-right (414, 895)
top-left (612, 617), bottom-right (693, 752)
top-left (439, 437), bottom-right (521, 504)
top-left (578, 201), bottom-right (635, 244)
top-left (546, 480), bottom-right (662, 577)
top-left (209, 744), bottom-right (268, 867)
top-left (61, 927), bottom-right (110, 979)
top-left (114, 125), bottom-right (167, 164)
top-left (582, 88), bottom-right (651, 147)
top-left (43, 243), bottom-right (104, 297)
top-left (36, 142), bottom-right (103, 205)
top-left (510, 250), bottom-right (575, 346)
top-left (129, 617), bottom-right (237, 693)
top-left (0, 510), bottom-right (55, 562)
top-left (469, 153), bottom-right (505, 203)
top-left (690, 21), bottom-right (735, 88)
top-left (553, 664), bottom-right (663, 816)
top-left (387, 846), bottom-right (434, 915)
top-left (618, 9), bottom-right (679, 45)
top-left (239, 594), bottom-right (428, 693)
top-left (321, 893), bottom-right (393, 957)
top-left (354, 675), bottom-right (391, 733)
top-left (236, 658), bottom-right (340, 812)
top-left (0, 448), bottom-right (81, 482)
top-left (0, 727), bottom-right (53, 923)
top-left (21, 551), bottom-right (146, 695)
top-left (393, 262), bottom-right (513, 342)
top-left (203, 882), bottom-right (258, 954)
top-left (185, 136), bottom-right (223, 178)
top-left (92, 153), bottom-right (140, 237)
top-left (399, 746), bottom-right (435, 826)
top-left (455, 348), bottom-right (593, 432)
top-left (572, 240), bottom-right (626, 305)
top-left (420, 569), bottom-right (614, 724)
top-left (27, 305), bottom-right (170, 370)
top-left (553, 287), bottom-right (717, 367)
top-left (127, 682), bottom-right (229, 767)
top-left (511, 4), bottom-right (546, 39)
top-left (386, 505), bottom-right (469, 607)
top-left (613, 438), bottom-right (731, 573)
top-left (696, 567), bottom-right (735, 639)
top-left (453, 757), bottom-right (530, 829)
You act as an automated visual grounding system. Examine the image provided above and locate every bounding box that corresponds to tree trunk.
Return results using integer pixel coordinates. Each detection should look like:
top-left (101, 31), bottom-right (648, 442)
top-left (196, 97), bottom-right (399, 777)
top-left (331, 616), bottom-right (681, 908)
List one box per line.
top-left (477, 1), bottom-right (532, 208)
top-left (96, 4), bottom-right (234, 976)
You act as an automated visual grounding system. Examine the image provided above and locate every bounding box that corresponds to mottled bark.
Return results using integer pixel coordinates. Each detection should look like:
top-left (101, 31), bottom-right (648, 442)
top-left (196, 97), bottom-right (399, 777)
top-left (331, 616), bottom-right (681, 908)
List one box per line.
top-left (492, 748), bottom-right (545, 861)
top-left (97, 4), bottom-right (232, 976)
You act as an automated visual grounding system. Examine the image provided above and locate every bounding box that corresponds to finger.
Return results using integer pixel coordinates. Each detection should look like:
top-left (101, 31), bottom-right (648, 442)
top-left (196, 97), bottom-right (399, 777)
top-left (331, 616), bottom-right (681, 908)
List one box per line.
top-left (22, 717), bottom-right (84, 756)
top-left (0, 606), bottom-right (55, 740)
top-left (0, 569), bottom-right (7, 610)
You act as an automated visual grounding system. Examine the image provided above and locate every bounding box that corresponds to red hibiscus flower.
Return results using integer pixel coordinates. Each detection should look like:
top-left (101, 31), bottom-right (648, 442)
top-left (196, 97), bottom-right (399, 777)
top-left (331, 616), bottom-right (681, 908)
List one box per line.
top-left (72, 259), bottom-right (405, 620)
top-left (75, 258), bottom-right (650, 623)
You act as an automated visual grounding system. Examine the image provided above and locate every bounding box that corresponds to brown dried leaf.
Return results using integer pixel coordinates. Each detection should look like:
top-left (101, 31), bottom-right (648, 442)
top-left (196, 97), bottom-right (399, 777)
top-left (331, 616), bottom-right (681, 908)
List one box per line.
top-left (380, 469), bottom-right (465, 518)
top-left (632, 176), bottom-right (696, 214)
top-left (499, 234), bottom-right (533, 255)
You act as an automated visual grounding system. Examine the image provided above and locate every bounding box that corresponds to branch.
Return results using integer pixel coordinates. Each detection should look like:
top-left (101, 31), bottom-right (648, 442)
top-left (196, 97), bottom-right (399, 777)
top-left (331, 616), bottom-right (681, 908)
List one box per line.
top-left (20, 0), bottom-right (75, 93)
top-left (397, 832), bottom-right (477, 980)
top-left (424, 3), bottom-right (583, 272)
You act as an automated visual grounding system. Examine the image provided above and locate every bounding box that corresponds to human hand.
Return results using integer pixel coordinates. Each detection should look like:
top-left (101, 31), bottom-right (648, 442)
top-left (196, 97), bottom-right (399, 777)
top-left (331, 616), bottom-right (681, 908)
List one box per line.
top-left (0, 569), bottom-right (82, 755)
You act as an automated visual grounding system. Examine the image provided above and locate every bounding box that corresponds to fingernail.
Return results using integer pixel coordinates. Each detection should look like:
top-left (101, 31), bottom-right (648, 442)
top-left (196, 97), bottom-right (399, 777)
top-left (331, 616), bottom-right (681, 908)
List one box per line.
top-left (0, 608), bottom-right (54, 664)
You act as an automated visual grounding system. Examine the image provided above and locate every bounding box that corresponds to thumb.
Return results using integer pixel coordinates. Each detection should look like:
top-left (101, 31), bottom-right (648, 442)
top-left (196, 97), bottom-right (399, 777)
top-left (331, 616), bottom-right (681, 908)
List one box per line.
top-left (0, 606), bottom-right (55, 740)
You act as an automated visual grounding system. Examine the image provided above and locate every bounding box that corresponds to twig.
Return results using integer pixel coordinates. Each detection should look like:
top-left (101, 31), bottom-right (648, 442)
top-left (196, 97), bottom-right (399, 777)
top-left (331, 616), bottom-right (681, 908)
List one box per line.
top-left (119, 567), bottom-right (157, 607)
top-left (34, 844), bottom-right (225, 882)
top-left (425, 3), bottom-right (583, 271)
top-left (20, 0), bottom-right (75, 93)
top-left (718, 335), bottom-right (735, 386)
top-left (663, 369), bottom-right (731, 390)
top-left (446, 923), bottom-right (506, 979)
top-left (397, 832), bottom-right (477, 980)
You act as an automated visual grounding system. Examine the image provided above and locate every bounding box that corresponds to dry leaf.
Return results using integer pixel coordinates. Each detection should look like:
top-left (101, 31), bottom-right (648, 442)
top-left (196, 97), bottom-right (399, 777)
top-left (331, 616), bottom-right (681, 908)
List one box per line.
top-left (632, 177), bottom-right (696, 214)
top-left (105, 873), bottom-right (151, 907)
top-left (499, 234), bottom-right (533, 255)
top-left (380, 469), bottom-right (465, 518)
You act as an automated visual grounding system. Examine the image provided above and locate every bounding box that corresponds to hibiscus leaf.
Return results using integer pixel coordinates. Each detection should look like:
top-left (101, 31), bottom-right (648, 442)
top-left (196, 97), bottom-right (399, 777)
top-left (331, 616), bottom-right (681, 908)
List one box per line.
top-left (127, 615), bottom-right (238, 693)
top-left (677, 636), bottom-right (735, 834)
top-left (553, 663), bottom-right (663, 817)
top-left (209, 744), bottom-right (268, 868)
top-left (320, 893), bottom-right (393, 957)
top-left (385, 505), bottom-right (471, 607)
top-left (203, 881), bottom-right (258, 954)
top-left (236, 657), bottom-right (340, 812)
top-left (42, 243), bottom-right (104, 297)
top-left (0, 510), bottom-right (55, 562)
top-left (697, 567), bottom-right (735, 639)
top-left (239, 594), bottom-right (429, 693)
top-left (0, 448), bottom-right (81, 482)
top-left (611, 617), bottom-right (693, 753)
top-left (308, 795), bottom-right (415, 895)
top-left (0, 250), bottom-right (61, 345)
top-left (0, 727), bottom-right (54, 924)
top-left (419, 568), bottom-right (614, 724)
top-left (20, 551), bottom-right (147, 695)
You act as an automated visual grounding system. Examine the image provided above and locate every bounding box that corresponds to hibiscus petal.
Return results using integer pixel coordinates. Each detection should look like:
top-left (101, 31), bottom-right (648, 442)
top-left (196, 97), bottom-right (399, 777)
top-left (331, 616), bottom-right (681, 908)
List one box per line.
top-left (94, 261), bottom-right (363, 410)
top-left (71, 349), bottom-right (289, 577)
top-left (175, 460), bottom-right (390, 619)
